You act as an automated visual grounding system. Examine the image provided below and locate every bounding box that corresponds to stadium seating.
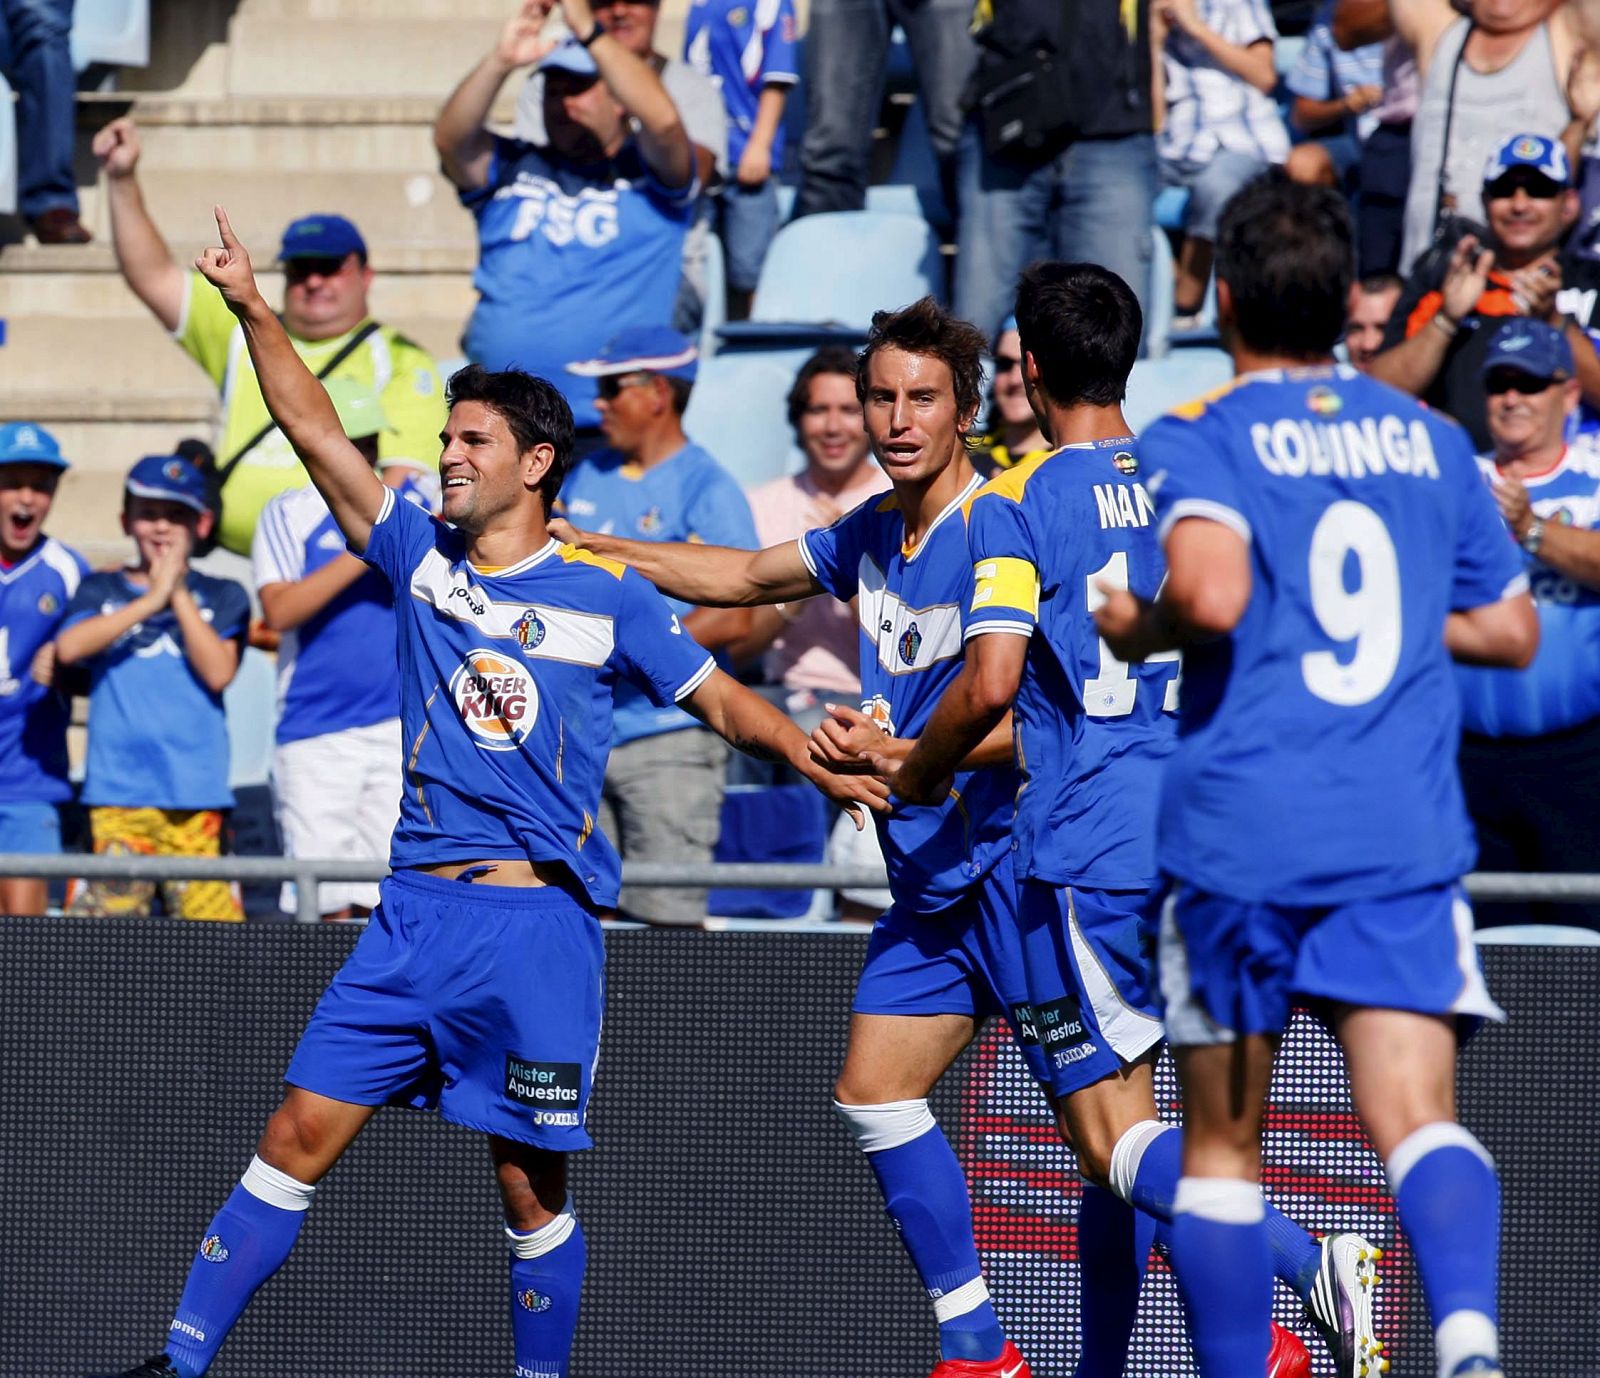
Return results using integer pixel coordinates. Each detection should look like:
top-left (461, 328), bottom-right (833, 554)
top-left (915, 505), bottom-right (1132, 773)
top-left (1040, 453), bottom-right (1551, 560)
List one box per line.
top-left (70, 0), bottom-right (149, 70)
top-left (1123, 347), bottom-right (1233, 432)
top-left (698, 227), bottom-right (727, 361)
top-left (0, 74), bottom-right (14, 216)
top-left (707, 783), bottom-right (831, 920)
top-left (683, 352), bottom-right (801, 488)
top-left (224, 646), bottom-right (278, 790)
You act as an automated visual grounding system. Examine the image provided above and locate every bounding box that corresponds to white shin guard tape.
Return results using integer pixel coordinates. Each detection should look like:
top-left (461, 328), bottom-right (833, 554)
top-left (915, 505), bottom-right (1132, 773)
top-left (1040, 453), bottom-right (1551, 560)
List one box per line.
top-left (240, 1155), bottom-right (317, 1212)
top-left (506, 1197), bottom-right (578, 1259)
top-left (1107, 1119), bottom-right (1172, 1204)
top-left (931, 1274), bottom-right (992, 1323)
top-left (833, 1098), bottom-right (937, 1154)
top-left (1171, 1176), bottom-right (1264, 1225)
top-left (1386, 1122), bottom-right (1496, 1196)
top-left (1434, 1309), bottom-right (1500, 1378)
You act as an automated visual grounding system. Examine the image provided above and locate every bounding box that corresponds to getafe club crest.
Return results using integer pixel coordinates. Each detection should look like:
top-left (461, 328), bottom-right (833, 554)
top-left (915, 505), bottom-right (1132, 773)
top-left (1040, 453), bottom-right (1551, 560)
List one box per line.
top-left (200, 1234), bottom-right (230, 1264)
top-left (513, 608), bottom-right (546, 651)
top-left (518, 1289), bottom-right (553, 1313)
top-left (898, 622), bottom-right (922, 666)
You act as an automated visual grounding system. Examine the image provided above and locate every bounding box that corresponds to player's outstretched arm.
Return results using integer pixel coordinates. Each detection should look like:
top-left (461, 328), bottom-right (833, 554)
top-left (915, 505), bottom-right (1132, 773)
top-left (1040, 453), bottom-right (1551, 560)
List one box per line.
top-left (194, 207), bottom-right (386, 550)
top-left (863, 635), bottom-right (1026, 805)
top-left (1445, 593), bottom-right (1539, 668)
top-left (549, 518), bottom-right (821, 606)
top-left (811, 700), bottom-right (1015, 775)
top-left (683, 668), bottom-right (890, 828)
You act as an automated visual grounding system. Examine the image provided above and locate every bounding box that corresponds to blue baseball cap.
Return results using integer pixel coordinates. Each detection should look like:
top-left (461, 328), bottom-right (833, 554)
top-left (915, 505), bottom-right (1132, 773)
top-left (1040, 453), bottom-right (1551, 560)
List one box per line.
top-left (125, 455), bottom-right (211, 514)
top-left (539, 38), bottom-right (599, 78)
top-left (1479, 319), bottom-right (1574, 380)
top-left (278, 213), bottom-right (368, 263)
top-left (1482, 134), bottom-right (1571, 191)
top-left (567, 325), bottom-right (699, 381)
top-left (0, 421), bottom-right (68, 470)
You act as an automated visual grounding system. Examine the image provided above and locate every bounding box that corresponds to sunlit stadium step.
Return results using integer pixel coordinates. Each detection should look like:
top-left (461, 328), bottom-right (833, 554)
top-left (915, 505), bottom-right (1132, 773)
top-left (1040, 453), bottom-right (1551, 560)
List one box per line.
top-left (224, 16), bottom-right (504, 97)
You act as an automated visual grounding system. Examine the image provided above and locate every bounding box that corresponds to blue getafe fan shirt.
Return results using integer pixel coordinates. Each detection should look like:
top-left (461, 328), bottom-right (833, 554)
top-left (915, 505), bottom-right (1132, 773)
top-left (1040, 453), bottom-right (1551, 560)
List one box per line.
top-left (800, 474), bottom-right (1020, 912)
top-left (358, 488), bottom-right (715, 908)
top-left (963, 439), bottom-right (1177, 890)
top-left (0, 536), bottom-right (90, 803)
top-left (460, 138), bottom-right (697, 430)
top-left (1456, 445), bottom-right (1600, 737)
top-left (62, 569), bottom-right (250, 810)
top-left (559, 442), bottom-right (757, 746)
top-left (683, 0), bottom-right (800, 166)
top-left (1143, 365), bottom-right (1528, 903)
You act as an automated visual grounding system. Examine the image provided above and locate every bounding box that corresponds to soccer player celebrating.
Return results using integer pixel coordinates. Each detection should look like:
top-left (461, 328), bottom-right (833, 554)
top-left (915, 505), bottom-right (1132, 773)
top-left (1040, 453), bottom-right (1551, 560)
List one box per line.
top-left (1094, 176), bottom-right (1537, 1378)
top-left (87, 206), bottom-right (886, 1378)
top-left (871, 263), bottom-right (1374, 1378)
top-left (555, 297), bottom-right (1040, 1378)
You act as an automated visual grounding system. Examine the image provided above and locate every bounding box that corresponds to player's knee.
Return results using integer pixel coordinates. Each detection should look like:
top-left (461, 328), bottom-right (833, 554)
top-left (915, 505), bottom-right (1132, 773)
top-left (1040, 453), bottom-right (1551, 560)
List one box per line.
top-left (256, 1098), bottom-right (339, 1177)
top-left (833, 1097), bottom-right (936, 1153)
top-left (1054, 1109), bottom-right (1123, 1190)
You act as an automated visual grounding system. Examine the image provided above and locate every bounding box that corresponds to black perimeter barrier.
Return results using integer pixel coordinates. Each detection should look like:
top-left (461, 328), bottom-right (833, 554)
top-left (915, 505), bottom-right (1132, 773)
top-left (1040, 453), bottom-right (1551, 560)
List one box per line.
top-left (2, 919), bottom-right (1594, 1378)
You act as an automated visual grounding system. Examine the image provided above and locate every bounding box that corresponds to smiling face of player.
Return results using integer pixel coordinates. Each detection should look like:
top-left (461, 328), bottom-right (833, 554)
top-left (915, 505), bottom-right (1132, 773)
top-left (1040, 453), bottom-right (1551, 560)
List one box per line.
top-left (0, 463), bottom-right (60, 563)
top-left (438, 400), bottom-right (555, 536)
top-left (544, 71), bottom-right (627, 163)
top-left (121, 496), bottom-right (205, 570)
top-left (281, 252), bottom-right (374, 342)
top-left (797, 371), bottom-right (871, 486)
top-left (862, 347), bottom-right (971, 488)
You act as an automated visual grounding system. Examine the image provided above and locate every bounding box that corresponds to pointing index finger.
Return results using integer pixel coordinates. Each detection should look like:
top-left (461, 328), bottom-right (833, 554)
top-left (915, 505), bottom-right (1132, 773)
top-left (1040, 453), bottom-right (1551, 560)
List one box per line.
top-left (214, 204), bottom-right (239, 247)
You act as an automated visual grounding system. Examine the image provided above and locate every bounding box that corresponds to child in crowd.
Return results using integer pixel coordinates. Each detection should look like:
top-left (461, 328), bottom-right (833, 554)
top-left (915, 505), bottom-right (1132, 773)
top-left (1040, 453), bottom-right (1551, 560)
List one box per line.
top-left (56, 455), bottom-right (249, 921)
top-left (684, 0), bottom-right (800, 318)
top-left (0, 423), bottom-right (90, 917)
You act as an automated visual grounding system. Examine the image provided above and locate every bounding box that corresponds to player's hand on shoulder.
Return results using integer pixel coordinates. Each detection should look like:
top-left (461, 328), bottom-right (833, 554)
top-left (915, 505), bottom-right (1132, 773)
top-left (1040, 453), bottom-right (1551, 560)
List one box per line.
top-left (92, 117), bottom-right (141, 179)
top-left (809, 702), bottom-right (892, 774)
top-left (195, 206), bottom-right (265, 315)
top-left (547, 516), bottom-right (588, 548)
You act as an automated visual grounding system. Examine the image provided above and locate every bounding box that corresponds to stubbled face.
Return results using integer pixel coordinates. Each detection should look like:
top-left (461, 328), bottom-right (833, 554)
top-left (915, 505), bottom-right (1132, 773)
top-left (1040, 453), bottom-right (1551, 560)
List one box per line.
top-left (438, 400), bottom-right (550, 533)
top-left (122, 496), bottom-right (202, 567)
top-left (1484, 178), bottom-right (1574, 260)
top-left (991, 329), bottom-right (1034, 428)
top-left (1486, 369), bottom-right (1575, 456)
top-left (282, 252), bottom-right (372, 340)
top-left (0, 463), bottom-right (60, 561)
top-left (797, 372), bottom-right (871, 480)
top-left (862, 347), bottom-right (969, 486)
top-left (1345, 285), bottom-right (1401, 369)
top-left (593, 372), bottom-right (667, 455)
top-left (544, 71), bottom-right (625, 161)
top-left (590, 0), bottom-right (659, 57)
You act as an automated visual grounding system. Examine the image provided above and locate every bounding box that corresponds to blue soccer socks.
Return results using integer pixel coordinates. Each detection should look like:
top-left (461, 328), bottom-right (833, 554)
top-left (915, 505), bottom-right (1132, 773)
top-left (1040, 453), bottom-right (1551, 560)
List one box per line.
top-left (1386, 1123), bottom-right (1501, 1378)
top-left (1073, 1183), bottom-right (1157, 1378)
top-left (1169, 1176), bottom-right (1273, 1378)
top-left (506, 1198), bottom-right (587, 1378)
top-left (835, 1099), bottom-right (1005, 1363)
top-left (164, 1157), bottom-right (314, 1377)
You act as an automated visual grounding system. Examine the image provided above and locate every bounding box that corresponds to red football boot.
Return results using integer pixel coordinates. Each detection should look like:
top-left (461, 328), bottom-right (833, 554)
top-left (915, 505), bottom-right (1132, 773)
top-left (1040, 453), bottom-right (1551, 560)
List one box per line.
top-left (1269, 1321), bottom-right (1314, 1378)
top-left (928, 1339), bottom-right (1032, 1378)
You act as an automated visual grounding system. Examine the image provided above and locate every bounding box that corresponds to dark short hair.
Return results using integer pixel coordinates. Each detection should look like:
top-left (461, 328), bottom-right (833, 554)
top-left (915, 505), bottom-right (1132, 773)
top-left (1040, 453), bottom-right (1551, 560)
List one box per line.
top-left (787, 345), bottom-right (861, 436)
top-left (1013, 262), bottom-right (1141, 408)
top-left (1357, 271), bottom-right (1403, 296)
top-left (446, 364), bottom-right (576, 514)
top-left (856, 297), bottom-right (987, 424)
top-left (664, 375), bottom-right (693, 417)
top-left (1215, 173), bottom-right (1354, 359)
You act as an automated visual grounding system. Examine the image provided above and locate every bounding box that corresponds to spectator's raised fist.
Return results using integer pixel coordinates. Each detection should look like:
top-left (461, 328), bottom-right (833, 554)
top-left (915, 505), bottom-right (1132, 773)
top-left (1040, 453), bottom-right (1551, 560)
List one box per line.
top-left (92, 117), bottom-right (142, 180)
top-left (497, 0), bottom-right (559, 70)
top-left (194, 206), bottom-right (263, 315)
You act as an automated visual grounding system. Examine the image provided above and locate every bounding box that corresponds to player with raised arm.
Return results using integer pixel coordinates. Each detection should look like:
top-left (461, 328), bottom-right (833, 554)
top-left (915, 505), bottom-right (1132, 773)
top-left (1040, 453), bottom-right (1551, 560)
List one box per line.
top-left (554, 298), bottom-right (1039, 1378)
top-left (1094, 176), bottom-right (1537, 1378)
top-left (85, 207), bottom-right (885, 1378)
top-left (872, 262), bottom-right (1376, 1378)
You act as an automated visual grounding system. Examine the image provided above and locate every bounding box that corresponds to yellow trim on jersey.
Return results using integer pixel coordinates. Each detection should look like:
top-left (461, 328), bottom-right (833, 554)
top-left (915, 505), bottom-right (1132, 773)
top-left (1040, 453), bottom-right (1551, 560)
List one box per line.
top-left (875, 491), bottom-right (901, 514)
top-left (971, 556), bottom-right (1040, 616)
top-left (1169, 375), bottom-right (1248, 421)
top-left (962, 449), bottom-right (1051, 519)
top-left (556, 544), bottom-right (628, 579)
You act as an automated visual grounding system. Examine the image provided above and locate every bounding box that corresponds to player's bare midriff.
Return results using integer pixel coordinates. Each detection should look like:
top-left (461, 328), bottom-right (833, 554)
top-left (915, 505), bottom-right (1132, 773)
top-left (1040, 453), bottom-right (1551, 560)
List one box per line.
top-left (413, 859), bottom-right (568, 887)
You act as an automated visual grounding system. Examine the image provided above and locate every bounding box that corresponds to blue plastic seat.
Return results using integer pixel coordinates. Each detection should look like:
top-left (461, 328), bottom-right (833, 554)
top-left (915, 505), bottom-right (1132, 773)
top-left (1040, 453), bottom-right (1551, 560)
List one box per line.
top-left (707, 784), bottom-right (830, 919)
top-left (70, 0), bottom-right (148, 69)
top-left (683, 352), bottom-right (803, 489)
top-left (1153, 185), bottom-right (1190, 232)
top-left (225, 647), bottom-right (279, 790)
top-left (1123, 348), bottom-right (1234, 432)
top-left (0, 74), bottom-right (15, 216)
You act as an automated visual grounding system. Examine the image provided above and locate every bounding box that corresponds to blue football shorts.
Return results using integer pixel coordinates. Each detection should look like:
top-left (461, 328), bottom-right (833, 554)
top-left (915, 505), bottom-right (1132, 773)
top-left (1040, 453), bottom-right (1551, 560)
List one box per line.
top-left (1159, 880), bottom-right (1506, 1046)
top-left (285, 868), bottom-right (605, 1151)
top-left (1016, 880), bottom-right (1165, 1099)
top-left (851, 851), bottom-right (1050, 1084)
top-left (0, 799), bottom-right (62, 854)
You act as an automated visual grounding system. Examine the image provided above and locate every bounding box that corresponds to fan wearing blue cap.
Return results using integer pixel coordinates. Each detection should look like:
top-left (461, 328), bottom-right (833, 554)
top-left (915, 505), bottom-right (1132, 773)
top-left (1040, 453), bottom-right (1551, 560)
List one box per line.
top-left (0, 422), bottom-right (91, 914)
top-left (54, 455), bottom-right (250, 922)
top-left (90, 117), bottom-right (448, 557)
top-left (1368, 130), bottom-right (1600, 452)
top-left (1455, 316), bottom-right (1600, 931)
top-left (559, 324), bottom-right (760, 925)
top-left (433, 0), bottom-right (698, 438)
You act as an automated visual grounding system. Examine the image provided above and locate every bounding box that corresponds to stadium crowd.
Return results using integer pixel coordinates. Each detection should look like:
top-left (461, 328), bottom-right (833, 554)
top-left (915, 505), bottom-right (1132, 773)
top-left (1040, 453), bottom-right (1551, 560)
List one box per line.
top-left (5, 0), bottom-right (1600, 931)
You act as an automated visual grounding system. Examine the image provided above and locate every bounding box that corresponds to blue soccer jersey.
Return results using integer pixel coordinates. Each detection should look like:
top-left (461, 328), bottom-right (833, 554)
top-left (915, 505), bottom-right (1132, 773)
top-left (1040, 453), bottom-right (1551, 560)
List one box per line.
top-left (359, 488), bottom-right (715, 908)
top-left (683, 0), bottom-right (800, 166)
top-left (1456, 445), bottom-right (1600, 737)
top-left (559, 443), bottom-right (758, 746)
top-left (460, 139), bottom-right (696, 430)
top-left (963, 440), bottom-right (1178, 889)
top-left (1144, 366), bottom-right (1528, 903)
top-left (800, 475), bottom-right (1020, 912)
top-left (0, 535), bottom-right (89, 803)
top-left (62, 569), bottom-right (250, 810)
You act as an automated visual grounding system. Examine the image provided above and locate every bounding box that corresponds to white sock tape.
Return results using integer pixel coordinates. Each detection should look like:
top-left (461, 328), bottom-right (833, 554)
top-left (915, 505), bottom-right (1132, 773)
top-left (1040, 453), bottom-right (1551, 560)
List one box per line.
top-left (1171, 1176), bottom-right (1264, 1225)
top-left (832, 1098), bottom-right (937, 1154)
top-left (239, 1155), bottom-right (316, 1212)
top-left (1107, 1119), bottom-right (1172, 1204)
top-left (506, 1196), bottom-right (578, 1259)
top-left (931, 1274), bottom-right (992, 1323)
